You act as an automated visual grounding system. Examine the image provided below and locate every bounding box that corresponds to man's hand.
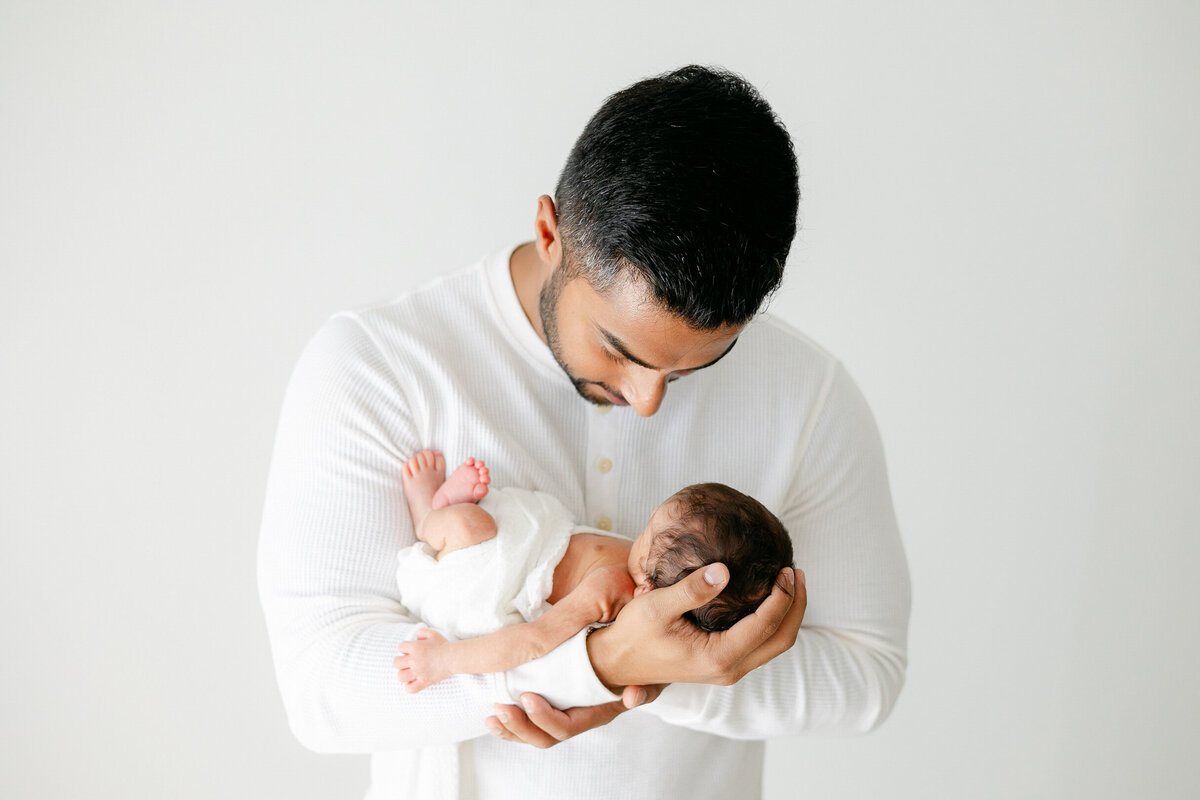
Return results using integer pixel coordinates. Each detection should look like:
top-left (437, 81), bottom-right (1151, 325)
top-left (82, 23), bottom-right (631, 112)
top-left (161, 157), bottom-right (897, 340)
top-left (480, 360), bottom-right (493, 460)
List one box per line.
top-left (485, 684), bottom-right (666, 748)
top-left (484, 565), bottom-right (805, 748)
top-left (587, 564), bottom-right (806, 690)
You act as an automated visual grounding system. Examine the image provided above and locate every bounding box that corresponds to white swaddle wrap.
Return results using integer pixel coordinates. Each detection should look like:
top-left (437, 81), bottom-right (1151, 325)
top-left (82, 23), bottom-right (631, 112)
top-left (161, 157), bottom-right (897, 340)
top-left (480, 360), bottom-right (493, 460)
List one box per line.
top-left (395, 487), bottom-right (577, 639)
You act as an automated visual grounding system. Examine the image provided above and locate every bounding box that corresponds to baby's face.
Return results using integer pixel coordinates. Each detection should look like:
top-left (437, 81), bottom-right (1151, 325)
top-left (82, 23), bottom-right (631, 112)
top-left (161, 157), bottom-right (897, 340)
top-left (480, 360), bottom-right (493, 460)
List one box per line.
top-left (626, 499), bottom-right (676, 596)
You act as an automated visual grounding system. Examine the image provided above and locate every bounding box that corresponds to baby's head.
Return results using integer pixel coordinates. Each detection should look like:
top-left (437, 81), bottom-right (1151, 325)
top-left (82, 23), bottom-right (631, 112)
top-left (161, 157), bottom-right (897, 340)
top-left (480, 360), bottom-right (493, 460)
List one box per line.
top-left (627, 483), bottom-right (794, 632)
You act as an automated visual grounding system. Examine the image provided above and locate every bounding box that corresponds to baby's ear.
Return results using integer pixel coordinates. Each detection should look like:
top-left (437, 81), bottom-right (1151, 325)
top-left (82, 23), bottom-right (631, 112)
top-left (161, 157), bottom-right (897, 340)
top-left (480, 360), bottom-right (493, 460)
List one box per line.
top-left (634, 583), bottom-right (654, 598)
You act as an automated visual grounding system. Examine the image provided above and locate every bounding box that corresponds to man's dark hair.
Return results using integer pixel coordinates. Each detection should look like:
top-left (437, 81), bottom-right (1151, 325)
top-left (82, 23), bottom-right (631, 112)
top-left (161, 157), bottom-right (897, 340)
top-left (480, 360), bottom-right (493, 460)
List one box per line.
top-left (647, 483), bottom-right (795, 632)
top-left (553, 64), bottom-right (800, 329)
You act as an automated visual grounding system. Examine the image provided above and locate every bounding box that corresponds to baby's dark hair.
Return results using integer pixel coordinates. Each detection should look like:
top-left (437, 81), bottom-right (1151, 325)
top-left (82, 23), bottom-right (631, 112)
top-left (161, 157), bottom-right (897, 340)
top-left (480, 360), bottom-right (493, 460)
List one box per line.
top-left (647, 483), bottom-right (794, 632)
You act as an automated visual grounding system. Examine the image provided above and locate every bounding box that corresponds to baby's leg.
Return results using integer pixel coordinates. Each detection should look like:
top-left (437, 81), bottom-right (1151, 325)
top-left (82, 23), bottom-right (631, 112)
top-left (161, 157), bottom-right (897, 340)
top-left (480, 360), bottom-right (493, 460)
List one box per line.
top-left (419, 503), bottom-right (498, 558)
top-left (404, 451), bottom-right (495, 555)
top-left (403, 450), bottom-right (490, 533)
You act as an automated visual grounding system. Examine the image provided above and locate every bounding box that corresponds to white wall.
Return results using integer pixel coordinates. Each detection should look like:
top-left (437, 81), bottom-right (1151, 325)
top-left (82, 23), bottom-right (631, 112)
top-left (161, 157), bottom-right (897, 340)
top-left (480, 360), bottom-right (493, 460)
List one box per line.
top-left (2, 2), bottom-right (1197, 798)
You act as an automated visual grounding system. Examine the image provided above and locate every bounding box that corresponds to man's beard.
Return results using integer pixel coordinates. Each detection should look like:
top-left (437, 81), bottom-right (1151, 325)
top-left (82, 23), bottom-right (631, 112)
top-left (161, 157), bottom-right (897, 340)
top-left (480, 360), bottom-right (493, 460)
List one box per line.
top-left (538, 268), bottom-right (624, 406)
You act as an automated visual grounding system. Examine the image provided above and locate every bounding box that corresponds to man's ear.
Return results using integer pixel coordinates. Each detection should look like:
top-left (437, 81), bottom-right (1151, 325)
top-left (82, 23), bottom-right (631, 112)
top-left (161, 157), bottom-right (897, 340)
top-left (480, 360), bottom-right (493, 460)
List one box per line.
top-left (634, 583), bottom-right (654, 598)
top-left (533, 195), bottom-right (562, 269)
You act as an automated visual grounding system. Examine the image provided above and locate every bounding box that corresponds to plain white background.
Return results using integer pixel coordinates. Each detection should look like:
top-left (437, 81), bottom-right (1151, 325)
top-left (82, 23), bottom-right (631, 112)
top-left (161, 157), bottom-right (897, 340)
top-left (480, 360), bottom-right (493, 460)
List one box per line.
top-left (2, 2), bottom-right (1198, 798)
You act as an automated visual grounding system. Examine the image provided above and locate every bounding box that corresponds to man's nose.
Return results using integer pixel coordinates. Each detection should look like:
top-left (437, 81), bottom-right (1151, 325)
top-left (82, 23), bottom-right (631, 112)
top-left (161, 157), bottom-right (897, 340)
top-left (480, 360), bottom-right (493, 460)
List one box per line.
top-left (623, 369), bottom-right (668, 417)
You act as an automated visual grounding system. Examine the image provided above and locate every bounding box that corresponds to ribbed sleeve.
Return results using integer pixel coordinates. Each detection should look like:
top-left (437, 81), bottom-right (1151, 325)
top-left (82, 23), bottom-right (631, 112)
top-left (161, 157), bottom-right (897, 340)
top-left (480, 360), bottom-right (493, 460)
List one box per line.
top-left (258, 314), bottom-right (502, 751)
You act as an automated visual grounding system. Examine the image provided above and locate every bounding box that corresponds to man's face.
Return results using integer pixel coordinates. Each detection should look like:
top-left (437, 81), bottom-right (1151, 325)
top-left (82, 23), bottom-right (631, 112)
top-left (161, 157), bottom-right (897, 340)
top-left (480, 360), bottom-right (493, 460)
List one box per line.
top-left (538, 265), bottom-right (743, 417)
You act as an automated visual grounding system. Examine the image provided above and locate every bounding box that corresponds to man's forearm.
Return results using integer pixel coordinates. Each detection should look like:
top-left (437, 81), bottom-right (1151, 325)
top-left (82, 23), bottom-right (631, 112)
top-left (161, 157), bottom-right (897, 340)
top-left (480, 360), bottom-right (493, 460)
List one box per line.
top-left (635, 625), bottom-right (908, 739)
top-left (259, 315), bottom-right (514, 750)
top-left (264, 598), bottom-right (501, 751)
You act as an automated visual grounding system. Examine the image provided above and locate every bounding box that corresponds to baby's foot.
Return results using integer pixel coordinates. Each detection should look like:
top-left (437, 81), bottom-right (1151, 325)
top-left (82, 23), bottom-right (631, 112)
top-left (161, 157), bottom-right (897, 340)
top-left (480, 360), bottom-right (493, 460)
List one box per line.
top-left (431, 457), bottom-right (490, 509)
top-left (402, 449), bottom-right (446, 529)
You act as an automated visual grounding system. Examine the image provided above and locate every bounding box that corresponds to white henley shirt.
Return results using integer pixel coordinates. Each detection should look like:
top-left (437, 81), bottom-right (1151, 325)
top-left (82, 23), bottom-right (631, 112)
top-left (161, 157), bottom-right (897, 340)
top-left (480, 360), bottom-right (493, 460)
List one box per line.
top-left (258, 242), bottom-right (911, 799)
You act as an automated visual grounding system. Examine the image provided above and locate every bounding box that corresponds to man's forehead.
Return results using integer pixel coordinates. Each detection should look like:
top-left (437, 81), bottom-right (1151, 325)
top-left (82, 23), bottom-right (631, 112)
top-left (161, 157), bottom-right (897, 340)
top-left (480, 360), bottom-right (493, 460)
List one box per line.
top-left (575, 271), bottom-right (722, 327)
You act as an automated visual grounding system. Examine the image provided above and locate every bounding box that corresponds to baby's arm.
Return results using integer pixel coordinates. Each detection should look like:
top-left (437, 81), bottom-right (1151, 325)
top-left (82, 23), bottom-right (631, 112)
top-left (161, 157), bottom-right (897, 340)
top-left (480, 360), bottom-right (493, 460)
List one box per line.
top-left (394, 566), bottom-right (634, 693)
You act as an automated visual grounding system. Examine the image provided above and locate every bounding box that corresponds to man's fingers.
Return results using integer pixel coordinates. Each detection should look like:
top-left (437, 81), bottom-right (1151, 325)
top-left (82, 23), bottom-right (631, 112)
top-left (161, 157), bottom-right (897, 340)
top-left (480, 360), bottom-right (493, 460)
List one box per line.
top-left (623, 683), bottom-right (668, 709)
top-left (489, 695), bottom-right (627, 748)
top-left (651, 562), bottom-right (729, 618)
top-left (791, 569), bottom-right (807, 618)
top-left (525, 693), bottom-right (625, 740)
top-left (756, 568), bottom-right (806, 660)
top-left (730, 567), bottom-right (808, 673)
top-left (489, 702), bottom-right (558, 748)
top-left (516, 694), bottom-right (571, 740)
top-left (719, 567), bottom-right (798, 662)
top-left (484, 714), bottom-right (519, 743)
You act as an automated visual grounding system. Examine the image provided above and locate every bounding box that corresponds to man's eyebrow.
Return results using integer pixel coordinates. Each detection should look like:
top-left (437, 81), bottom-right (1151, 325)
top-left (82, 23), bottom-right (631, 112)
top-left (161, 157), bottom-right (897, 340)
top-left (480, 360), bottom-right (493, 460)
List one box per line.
top-left (600, 329), bottom-right (739, 371)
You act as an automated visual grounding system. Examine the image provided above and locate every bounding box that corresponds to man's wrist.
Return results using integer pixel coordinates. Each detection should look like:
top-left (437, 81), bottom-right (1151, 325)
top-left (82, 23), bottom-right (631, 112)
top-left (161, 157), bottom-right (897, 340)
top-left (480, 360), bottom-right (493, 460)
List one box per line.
top-left (585, 624), bottom-right (624, 693)
top-left (504, 627), bottom-right (619, 708)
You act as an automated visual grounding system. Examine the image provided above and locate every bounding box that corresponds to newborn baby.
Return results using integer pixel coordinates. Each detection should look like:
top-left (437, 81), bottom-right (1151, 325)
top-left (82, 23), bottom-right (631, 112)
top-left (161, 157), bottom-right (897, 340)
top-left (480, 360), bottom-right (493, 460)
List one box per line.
top-left (393, 449), bottom-right (793, 693)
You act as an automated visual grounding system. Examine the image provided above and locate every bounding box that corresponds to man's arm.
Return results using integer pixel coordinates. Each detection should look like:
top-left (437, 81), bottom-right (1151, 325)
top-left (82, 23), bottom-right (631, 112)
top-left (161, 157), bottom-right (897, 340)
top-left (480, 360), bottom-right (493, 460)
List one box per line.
top-left (257, 314), bottom-right (508, 751)
top-left (258, 314), bottom-right (614, 751)
top-left (491, 361), bottom-right (911, 743)
top-left (487, 564), bottom-right (803, 746)
top-left (599, 361), bottom-right (910, 736)
top-left (258, 316), bottom-right (638, 753)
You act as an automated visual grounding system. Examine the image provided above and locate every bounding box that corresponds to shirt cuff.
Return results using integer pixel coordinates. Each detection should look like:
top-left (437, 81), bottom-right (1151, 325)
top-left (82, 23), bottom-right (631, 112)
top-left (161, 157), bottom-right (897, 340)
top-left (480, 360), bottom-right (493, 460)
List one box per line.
top-left (499, 627), bottom-right (620, 709)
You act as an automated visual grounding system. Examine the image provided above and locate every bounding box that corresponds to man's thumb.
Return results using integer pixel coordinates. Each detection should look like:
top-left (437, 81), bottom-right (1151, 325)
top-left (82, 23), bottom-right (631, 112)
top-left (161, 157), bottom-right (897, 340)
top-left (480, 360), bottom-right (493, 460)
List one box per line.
top-left (658, 562), bottom-right (728, 616)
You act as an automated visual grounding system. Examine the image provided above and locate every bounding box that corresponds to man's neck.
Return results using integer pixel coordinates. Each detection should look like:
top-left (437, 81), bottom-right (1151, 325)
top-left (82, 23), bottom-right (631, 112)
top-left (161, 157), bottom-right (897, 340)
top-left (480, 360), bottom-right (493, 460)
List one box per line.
top-left (509, 241), bottom-right (549, 343)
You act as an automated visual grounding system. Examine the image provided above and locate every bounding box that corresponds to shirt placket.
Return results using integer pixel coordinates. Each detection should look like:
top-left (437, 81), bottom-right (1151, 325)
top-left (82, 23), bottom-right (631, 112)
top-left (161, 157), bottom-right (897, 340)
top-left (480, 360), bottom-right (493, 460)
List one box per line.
top-left (584, 403), bottom-right (622, 535)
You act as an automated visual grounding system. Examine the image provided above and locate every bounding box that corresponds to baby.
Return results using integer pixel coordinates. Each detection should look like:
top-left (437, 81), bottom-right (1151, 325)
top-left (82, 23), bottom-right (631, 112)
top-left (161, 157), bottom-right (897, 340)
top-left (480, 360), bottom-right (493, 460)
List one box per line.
top-left (392, 449), bottom-right (793, 693)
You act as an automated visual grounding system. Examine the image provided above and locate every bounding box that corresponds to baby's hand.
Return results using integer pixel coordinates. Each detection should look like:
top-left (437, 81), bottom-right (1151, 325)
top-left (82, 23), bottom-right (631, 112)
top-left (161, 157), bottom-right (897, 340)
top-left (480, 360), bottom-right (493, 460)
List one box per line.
top-left (577, 565), bottom-right (637, 623)
top-left (393, 628), bottom-right (451, 693)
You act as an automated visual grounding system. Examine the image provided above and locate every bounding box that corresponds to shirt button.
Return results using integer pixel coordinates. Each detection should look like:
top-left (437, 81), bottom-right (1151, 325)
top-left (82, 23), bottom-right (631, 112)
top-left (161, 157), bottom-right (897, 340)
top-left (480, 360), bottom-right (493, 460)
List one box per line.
top-left (597, 457), bottom-right (613, 474)
top-left (596, 517), bottom-right (612, 531)
top-left (597, 404), bottom-right (612, 414)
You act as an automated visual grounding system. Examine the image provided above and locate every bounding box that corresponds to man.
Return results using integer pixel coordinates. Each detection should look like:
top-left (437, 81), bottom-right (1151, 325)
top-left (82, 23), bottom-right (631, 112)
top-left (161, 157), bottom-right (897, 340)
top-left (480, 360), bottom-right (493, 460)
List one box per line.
top-left (259, 65), bottom-right (910, 799)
